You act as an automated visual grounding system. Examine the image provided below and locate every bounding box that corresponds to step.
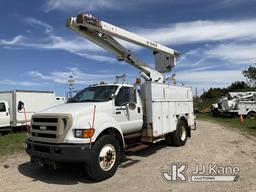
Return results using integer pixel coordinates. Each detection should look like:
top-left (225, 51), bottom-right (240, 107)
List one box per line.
top-left (126, 144), bottom-right (149, 153)
top-left (124, 132), bottom-right (142, 140)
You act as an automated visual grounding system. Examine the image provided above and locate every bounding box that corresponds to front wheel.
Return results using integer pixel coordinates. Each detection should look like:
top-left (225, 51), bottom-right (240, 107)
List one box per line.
top-left (86, 135), bottom-right (121, 181)
top-left (169, 120), bottom-right (188, 147)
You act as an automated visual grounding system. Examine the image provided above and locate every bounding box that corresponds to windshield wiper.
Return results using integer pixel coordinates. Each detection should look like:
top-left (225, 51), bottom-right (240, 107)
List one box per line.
top-left (80, 99), bottom-right (101, 102)
top-left (67, 98), bottom-right (80, 103)
top-left (68, 98), bottom-right (108, 103)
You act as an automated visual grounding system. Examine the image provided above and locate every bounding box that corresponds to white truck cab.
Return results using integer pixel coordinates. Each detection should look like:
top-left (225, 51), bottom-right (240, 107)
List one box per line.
top-left (25, 13), bottom-right (195, 181)
top-left (0, 101), bottom-right (10, 129)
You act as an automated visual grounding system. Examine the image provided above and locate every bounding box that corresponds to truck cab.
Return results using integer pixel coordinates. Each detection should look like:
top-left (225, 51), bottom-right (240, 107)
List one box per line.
top-left (66, 83), bottom-right (143, 134)
top-left (0, 101), bottom-right (10, 128)
top-left (26, 84), bottom-right (145, 179)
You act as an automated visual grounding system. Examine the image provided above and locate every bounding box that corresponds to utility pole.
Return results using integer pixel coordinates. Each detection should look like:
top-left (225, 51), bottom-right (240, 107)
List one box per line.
top-left (67, 75), bottom-right (75, 99)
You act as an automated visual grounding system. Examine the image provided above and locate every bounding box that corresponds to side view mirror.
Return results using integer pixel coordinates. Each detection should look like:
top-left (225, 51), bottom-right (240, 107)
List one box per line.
top-left (128, 102), bottom-right (136, 110)
top-left (110, 93), bottom-right (116, 99)
top-left (18, 101), bottom-right (24, 111)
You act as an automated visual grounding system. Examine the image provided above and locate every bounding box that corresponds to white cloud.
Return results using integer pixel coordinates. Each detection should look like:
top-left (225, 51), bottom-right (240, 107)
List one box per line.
top-left (24, 17), bottom-right (53, 34)
top-left (206, 43), bottom-right (256, 64)
top-left (176, 69), bottom-right (245, 93)
top-left (28, 68), bottom-right (116, 85)
top-left (134, 19), bottom-right (256, 46)
top-left (3, 16), bottom-right (256, 70)
top-left (21, 34), bottom-right (102, 52)
top-left (0, 79), bottom-right (39, 87)
top-left (176, 69), bottom-right (245, 94)
top-left (43, 0), bottom-right (164, 12)
top-left (178, 70), bottom-right (243, 84)
top-left (43, 0), bottom-right (251, 12)
top-left (0, 35), bottom-right (23, 45)
top-left (1, 33), bottom-right (116, 63)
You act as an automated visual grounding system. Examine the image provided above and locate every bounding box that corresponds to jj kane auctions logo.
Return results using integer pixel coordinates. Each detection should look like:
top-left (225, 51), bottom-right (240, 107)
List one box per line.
top-left (162, 163), bottom-right (240, 182)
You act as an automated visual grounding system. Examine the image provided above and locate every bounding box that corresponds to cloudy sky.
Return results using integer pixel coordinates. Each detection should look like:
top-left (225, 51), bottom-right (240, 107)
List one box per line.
top-left (1, 0), bottom-right (256, 96)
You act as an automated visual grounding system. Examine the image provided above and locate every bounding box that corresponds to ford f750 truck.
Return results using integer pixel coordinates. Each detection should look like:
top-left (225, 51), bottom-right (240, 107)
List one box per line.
top-left (24, 14), bottom-right (195, 181)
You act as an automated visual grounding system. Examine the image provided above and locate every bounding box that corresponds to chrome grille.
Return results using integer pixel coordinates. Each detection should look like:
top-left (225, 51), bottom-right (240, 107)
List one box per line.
top-left (30, 114), bottom-right (72, 143)
top-left (32, 125), bottom-right (57, 131)
top-left (33, 118), bottom-right (58, 123)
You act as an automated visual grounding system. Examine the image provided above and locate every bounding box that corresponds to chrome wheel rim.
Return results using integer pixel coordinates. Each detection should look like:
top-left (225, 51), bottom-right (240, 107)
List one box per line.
top-left (99, 144), bottom-right (116, 171)
top-left (180, 125), bottom-right (186, 141)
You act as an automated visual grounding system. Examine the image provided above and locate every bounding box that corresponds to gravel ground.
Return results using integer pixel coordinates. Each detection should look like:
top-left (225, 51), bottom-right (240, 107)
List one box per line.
top-left (0, 120), bottom-right (256, 192)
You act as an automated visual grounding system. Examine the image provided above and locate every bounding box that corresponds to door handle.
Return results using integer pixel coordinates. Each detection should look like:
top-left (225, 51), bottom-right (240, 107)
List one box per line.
top-left (6, 112), bottom-right (8, 116)
top-left (116, 106), bottom-right (126, 110)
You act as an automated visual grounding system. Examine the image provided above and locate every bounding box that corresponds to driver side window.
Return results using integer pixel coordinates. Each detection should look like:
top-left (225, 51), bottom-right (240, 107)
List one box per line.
top-left (0, 103), bottom-right (6, 112)
top-left (115, 87), bottom-right (136, 106)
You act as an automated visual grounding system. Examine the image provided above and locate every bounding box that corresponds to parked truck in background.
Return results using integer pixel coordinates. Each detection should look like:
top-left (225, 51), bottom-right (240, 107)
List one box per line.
top-left (238, 100), bottom-right (256, 119)
top-left (211, 91), bottom-right (256, 116)
top-left (0, 90), bottom-right (65, 132)
top-left (24, 13), bottom-right (195, 181)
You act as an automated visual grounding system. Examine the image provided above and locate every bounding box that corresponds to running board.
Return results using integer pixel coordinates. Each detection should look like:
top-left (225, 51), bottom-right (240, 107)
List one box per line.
top-left (126, 144), bottom-right (149, 153)
top-left (124, 132), bottom-right (142, 140)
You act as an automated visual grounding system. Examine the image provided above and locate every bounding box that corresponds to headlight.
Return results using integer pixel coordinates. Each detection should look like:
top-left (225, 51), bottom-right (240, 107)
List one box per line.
top-left (75, 129), bottom-right (83, 138)
top-left (74, 129), bottom-right (95, 138)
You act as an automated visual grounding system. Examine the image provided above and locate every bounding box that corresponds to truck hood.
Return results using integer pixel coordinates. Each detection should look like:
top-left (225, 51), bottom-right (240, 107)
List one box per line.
top-left (38, 101), bottom-right (112, 117)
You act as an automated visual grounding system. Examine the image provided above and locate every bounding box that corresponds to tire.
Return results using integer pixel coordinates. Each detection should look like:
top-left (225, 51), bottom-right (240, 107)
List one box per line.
top-left (171, 120), bottom-right (188, 146)
top-left (86, 135), bottom-right (121, 181)
top-left (247, 111), bottom-right (256, 120)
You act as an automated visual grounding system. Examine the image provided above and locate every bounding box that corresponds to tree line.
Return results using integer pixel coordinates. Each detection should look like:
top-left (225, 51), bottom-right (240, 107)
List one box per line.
top-left (200, 64), bottom-right (256, 100)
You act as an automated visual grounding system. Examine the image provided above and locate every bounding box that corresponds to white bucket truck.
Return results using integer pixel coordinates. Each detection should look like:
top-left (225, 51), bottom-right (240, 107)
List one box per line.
top-left (25, 14), bottom-right (195, 180)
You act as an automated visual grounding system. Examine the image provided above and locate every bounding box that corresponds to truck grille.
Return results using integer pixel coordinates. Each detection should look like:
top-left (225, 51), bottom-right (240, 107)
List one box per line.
top-left (33, 118), bottom-right (58, 123)
top-left (30, 114), bottom-right (72, 143)
top-left (32, 125), bottom-right (57, 131)
top-left (32, 132), bottom-right (57, 138)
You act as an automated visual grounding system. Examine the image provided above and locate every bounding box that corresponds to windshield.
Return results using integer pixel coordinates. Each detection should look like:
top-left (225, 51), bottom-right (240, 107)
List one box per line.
top-left (68, 85), bottom-right (118, 103)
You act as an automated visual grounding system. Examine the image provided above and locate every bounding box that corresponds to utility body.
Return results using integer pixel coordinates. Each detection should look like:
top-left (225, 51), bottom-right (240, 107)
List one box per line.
top-left (25, 14), bottom-right (195, 181)
top-left (238, 100), bottom-right (256, 119)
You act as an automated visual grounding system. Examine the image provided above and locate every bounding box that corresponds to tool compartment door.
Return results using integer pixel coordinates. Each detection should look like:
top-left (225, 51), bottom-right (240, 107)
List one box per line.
top-left (152, 102), bottom-right (162, 136)
top-left (161, 102), bottom-right (170, 135)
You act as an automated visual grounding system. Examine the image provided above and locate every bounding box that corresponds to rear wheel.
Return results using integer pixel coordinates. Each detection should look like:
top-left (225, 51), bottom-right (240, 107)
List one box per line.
top-left (86, 135), bottom-right (121, 181)
top-left (169, 120), bottom-right (188, 146)
top-left (248, 111), bottom-right (256, 120)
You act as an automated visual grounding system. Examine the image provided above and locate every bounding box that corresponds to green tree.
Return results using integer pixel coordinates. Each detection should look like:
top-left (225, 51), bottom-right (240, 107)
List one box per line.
top-left (226, 81), bottom-right (250, 92)
top-left (242, 64), bottom-right (256, 85)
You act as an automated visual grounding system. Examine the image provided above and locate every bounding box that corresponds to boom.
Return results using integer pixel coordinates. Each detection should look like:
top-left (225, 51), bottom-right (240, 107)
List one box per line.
top-left (66, 13), bottom-right (179, 82)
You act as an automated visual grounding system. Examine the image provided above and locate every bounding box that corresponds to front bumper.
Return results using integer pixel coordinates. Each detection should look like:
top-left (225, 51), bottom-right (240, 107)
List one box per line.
top-left (25, 139), bottom-right (91, 163)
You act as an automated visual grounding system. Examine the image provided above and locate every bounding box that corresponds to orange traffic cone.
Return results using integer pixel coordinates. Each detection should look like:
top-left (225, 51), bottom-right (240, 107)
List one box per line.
top-left (240, 115), bottom-right (244, 124)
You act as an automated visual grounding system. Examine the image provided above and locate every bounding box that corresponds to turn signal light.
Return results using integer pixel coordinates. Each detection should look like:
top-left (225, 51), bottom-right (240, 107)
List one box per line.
top-left (74, 129), bottom-right (95, 138)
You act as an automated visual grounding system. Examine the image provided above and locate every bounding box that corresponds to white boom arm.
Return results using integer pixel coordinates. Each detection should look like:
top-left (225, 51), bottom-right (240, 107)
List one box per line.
top-left (66, 13), bottom-right (179, 82)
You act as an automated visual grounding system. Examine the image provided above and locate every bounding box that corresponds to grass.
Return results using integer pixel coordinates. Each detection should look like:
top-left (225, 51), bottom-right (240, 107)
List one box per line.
top-left (194, 98), bottom-right (218, 112)
top-left (0, 132), bottom-right (27, 156)
top-left (0, 113), bottom-right (255, 157)
top-left (197, 113), bottom-right (256, 137)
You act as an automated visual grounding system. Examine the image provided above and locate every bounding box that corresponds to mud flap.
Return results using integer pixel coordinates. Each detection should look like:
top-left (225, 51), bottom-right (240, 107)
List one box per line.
top-left (187, 126), bottom-right (191, 137)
